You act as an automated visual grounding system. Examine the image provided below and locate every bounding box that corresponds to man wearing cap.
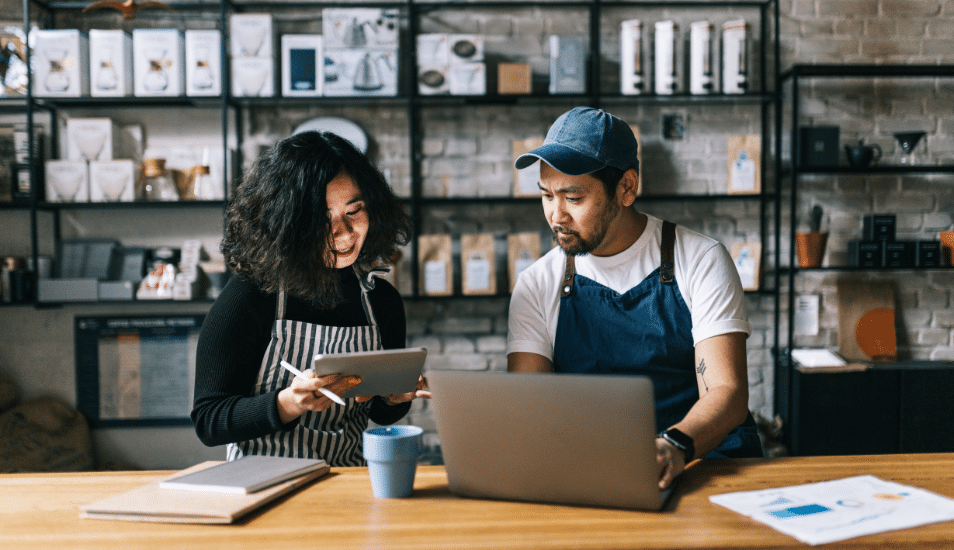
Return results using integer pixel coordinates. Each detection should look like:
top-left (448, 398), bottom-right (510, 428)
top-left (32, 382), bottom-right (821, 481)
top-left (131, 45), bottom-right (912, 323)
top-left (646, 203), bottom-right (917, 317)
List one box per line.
top-left (508, 107), bottom-right (763, 490)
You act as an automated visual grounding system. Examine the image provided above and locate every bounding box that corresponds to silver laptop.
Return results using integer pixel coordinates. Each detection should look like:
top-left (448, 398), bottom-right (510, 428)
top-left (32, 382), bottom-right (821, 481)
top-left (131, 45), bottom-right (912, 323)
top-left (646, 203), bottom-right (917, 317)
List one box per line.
top-left (427, 370), bottom-right (673, 510)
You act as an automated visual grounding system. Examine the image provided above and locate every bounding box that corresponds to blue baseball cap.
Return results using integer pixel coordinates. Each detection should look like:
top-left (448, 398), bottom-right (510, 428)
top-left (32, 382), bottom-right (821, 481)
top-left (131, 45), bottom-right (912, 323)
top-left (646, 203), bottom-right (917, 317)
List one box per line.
top-left (514, 107), bottom-right (639, 176)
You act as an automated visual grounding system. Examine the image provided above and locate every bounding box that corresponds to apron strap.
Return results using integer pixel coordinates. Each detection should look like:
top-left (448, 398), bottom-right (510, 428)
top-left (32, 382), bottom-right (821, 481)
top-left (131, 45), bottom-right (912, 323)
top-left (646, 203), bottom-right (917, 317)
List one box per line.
top-left (659, 220), bottom-right (676, 285)
top-left (276, 287), bottom-right (287, 318)
top-left (560, 254), bottom-right (576, 298)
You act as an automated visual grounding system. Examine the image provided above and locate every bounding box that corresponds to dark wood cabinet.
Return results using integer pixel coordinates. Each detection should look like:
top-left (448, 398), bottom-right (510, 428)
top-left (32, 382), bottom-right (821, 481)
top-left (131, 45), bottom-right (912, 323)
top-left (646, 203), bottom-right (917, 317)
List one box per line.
top-left (789, 364), bottom-right (954, 456)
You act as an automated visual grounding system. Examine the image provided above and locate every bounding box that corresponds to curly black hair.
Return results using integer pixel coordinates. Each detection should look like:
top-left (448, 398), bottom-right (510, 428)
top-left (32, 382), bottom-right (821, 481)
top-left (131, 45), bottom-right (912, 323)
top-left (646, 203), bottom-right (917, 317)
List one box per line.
top-left (221, 131), bottom-right (411, 308)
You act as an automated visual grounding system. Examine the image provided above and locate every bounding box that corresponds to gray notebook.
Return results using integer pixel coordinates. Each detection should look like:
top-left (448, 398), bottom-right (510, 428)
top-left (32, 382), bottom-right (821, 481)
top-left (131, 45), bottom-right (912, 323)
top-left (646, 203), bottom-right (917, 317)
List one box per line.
top-left (158, 456), bottom-right (328, 494)
top-left (428, 370), bottom-right (673, 510)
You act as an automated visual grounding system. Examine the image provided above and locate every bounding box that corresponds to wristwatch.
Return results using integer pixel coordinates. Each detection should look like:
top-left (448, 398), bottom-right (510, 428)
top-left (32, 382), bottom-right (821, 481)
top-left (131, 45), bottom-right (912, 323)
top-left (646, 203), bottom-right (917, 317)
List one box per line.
top-left (657, 428), bottom-right (695, 463)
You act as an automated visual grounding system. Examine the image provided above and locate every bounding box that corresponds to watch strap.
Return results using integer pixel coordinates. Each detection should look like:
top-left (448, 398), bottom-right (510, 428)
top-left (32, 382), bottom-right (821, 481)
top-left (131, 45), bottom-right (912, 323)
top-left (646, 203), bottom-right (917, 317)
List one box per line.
top-left (658, 428), bottom-right (695, 463)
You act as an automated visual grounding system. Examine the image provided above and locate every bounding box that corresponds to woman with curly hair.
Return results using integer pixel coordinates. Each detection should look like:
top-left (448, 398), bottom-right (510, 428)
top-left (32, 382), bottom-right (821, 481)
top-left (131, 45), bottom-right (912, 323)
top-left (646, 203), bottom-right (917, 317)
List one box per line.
top-left (192, 131), bottom-right (426, 465)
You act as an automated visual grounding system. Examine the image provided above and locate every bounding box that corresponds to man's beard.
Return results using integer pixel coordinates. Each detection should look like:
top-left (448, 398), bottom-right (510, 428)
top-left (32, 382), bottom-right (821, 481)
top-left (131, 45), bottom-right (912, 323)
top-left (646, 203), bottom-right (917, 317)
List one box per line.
top-left (551, 200), bottom-right (620, 256)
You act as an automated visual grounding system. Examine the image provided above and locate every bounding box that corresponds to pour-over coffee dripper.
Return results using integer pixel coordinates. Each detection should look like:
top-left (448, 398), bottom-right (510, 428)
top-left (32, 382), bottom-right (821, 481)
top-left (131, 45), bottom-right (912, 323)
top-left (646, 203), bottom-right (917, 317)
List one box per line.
top-left (893, 131), bottom-right (926, 164)
top-left (43, 48), bottom-right (71, 92)
top-left (95, 47), bottom-right (118, 91)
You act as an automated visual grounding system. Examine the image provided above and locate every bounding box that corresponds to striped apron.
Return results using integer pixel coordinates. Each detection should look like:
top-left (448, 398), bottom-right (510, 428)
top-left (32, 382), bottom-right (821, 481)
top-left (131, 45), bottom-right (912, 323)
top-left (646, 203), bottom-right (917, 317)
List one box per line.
top-left (226, 268), bottom-right (383, 466)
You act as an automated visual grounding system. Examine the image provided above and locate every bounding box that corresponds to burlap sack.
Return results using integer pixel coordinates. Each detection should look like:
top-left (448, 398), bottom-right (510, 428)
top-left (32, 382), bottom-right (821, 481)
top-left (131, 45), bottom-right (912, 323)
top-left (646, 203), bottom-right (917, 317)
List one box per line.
top-left (0, 396), bottom-right (94, 472)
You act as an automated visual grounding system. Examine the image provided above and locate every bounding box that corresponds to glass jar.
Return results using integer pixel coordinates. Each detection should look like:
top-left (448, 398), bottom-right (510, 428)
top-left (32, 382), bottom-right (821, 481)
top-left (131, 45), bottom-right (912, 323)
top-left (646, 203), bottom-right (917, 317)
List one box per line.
top-left (141, 158), bottom-right (178, 201)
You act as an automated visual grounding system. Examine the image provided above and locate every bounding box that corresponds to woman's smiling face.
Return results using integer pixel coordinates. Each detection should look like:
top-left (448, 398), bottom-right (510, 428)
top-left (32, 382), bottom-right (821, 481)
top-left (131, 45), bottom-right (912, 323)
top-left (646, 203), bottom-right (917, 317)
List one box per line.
top-left (325, 170), bottom-right (369, 269)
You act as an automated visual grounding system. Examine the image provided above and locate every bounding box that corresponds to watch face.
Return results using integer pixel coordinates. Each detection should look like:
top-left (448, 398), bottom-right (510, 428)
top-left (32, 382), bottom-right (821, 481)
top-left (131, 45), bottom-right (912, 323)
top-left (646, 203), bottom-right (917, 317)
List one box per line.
top-left (665, 428), bottom-right (693, 448)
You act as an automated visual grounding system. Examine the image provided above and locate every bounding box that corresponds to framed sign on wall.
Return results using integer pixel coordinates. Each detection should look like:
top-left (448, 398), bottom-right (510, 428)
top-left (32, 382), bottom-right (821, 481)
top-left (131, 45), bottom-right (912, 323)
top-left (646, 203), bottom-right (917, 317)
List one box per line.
top-left (75, 314), bottom-right (204, 427)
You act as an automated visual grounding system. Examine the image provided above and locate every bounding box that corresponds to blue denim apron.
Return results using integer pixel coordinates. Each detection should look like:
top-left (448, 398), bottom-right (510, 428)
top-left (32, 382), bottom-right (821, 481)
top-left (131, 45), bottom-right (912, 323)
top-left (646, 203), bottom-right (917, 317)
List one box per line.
top-left (553, 220), bottom-right (762, 458)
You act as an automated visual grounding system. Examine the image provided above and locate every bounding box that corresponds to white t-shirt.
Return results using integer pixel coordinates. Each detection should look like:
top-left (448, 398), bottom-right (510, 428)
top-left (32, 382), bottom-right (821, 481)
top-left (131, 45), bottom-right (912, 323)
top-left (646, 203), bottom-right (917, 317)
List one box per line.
top-left (507, 214), bottom-right (751, 360)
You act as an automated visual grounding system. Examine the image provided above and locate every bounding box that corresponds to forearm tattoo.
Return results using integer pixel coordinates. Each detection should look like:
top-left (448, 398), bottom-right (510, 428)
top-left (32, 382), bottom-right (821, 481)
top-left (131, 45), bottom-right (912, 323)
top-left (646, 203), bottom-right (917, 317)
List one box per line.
top-left (696, 358), bottom-right (709, 392)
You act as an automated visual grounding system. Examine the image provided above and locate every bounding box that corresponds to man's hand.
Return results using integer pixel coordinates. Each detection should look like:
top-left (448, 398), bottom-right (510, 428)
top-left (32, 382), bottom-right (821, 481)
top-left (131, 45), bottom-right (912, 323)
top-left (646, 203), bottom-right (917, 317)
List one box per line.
top-left (656, 437), bottom-right (687, 489)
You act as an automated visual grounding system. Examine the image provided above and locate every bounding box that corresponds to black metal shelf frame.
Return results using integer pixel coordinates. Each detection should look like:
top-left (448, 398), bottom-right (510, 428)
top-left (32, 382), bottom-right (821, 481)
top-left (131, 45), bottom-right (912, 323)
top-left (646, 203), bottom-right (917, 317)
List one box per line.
top-left (15, 0), bottom-right (780, 306)
top-left (774, 63), bottom-right (954, 446)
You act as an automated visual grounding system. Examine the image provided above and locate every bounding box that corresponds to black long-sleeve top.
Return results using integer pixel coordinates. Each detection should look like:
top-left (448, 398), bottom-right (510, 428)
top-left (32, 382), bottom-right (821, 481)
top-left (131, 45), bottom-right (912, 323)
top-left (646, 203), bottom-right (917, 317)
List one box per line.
top-left (191, 270), bottom-right (410, 447)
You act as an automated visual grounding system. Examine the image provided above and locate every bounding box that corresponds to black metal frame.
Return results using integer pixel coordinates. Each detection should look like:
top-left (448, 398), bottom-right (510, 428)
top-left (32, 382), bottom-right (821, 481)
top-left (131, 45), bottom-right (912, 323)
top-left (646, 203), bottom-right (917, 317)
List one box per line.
top-left (775, 63), bottom-right (954, 450)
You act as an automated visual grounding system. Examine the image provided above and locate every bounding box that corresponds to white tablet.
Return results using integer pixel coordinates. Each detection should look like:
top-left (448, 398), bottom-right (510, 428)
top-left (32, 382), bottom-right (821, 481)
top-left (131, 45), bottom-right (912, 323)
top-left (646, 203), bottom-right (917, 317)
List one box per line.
top-left (312, 347), bottom-right (427, 399)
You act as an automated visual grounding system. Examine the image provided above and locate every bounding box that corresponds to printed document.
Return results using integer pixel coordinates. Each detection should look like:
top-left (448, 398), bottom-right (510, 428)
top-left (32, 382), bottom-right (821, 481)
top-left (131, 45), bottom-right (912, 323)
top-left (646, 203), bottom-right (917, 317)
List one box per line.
top-left (710, 475), bottom-right (954, 545)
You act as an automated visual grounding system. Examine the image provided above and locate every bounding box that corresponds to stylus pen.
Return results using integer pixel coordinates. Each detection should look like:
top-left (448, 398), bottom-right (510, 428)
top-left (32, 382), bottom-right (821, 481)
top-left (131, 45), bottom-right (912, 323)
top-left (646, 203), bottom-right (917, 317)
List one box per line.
top-left (279, 360), bottom-right (347, 406)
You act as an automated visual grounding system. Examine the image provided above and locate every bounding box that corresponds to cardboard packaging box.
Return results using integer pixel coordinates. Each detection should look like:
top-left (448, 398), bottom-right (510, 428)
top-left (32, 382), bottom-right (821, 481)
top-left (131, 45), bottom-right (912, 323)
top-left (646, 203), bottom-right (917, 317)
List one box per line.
top-left (620, 19), bottom-right (645, 95)
top-left (863, 213), bottom-right (897, 241)
top-left (848, 240), bottom-right (882, 268)
top-left (230, 13), bottom-right (273, 57)
top-left (89, 29), bottom-right (133, 97)
top-left (498, 63), bottom-right (531, 94)
top-left (34, 30), bottom-right (89, 97)
top-left (44, 160), bottom-right (89, 203)
top-left (232, 56), bottom-right (275, 97)
top-left (281, 34), bottom-right (323, 97)
top-left (449, 34), bottom-right (483, 64)
top-left (448, 62), bottom-right (485, 95)
top-left (133, 29), bottom-right (184, 97)
top-left (883, 241), bottom-right (916, 268)
top-left (185, 30), bottom-right (221, 96)
top-left (689, 21), bottom-right (715, 95)
top-left (798, 126), bottom-right (839, 167)
top-left (38, 278), bottom-right (98, 302)
top-left (722, 19), bottom-right (748, 94)
top-left (98, 280), bottom-right (135, 301)
top-left (322, 8), bottom-right (399, 50)
top-left (917, 240), bottom-right (942, 268)
top-left (549, 35), bottom-right (586, 94)
top-left (653, 21), bottom-right (678, 95)
top-left (323, 49), bottom-right (397, 97)
top-left (65, 118), bottom-right (119, 162)
top-left (417, 34), bottom-right (450, 95)
top-left (89, 159), bottom-right (136, 202)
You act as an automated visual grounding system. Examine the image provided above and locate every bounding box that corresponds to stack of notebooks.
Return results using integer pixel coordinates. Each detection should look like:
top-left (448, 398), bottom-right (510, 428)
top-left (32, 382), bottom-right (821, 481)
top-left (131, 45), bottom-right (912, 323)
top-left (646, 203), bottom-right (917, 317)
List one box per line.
top-left (80, 455), bottom-right (329, 524)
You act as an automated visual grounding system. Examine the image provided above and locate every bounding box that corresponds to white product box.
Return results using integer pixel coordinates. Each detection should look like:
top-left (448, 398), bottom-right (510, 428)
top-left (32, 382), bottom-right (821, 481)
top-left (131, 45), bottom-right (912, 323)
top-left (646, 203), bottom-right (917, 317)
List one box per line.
top-left (143, 145), bottom-right (230, 200)
top-left (723, 19), bottom-right (748, 94)
top-left (34, 30), bottom-right (89, 97)
top-left (185, 30), bottom-right (222, 96)
top-left (231, 56), bottom-right (275, 97)
top-left (448, 34), bottom-right (483, 65)
top-left (448, 62), bottom-right (485, 96)
top-left (620, 19), bottom-right (645, 95)
top-left (417, 34), bottom-right (449, 95)
top-left (45, 159), bottom-right (89, 203)
top-left (418, 64), bottom-right (450, 95)
top-left (322, 8), bottom-right (399, 50)
top-left (230, 13), bottom-right (273, 58)
top-left (549, 35), bottom-right (586, 94)
top-left (323, 49), bottom-right (397, 97)
top-left (654, 21), bottom-right (679, 95)
top-left (417, 33), bottom-right (449, 65)
top-left (689, 21), bottom-right (714, 95)
top-left (132, 29), bottom-right (184, 97)
top-left (281, 34), bottom-right (323, 97)
top-left (89, 159), bottom-right (136, 202)
top-left (89, 29), bottom-right (132, 97)
top-left (65, 118), bottom-right (119, 162)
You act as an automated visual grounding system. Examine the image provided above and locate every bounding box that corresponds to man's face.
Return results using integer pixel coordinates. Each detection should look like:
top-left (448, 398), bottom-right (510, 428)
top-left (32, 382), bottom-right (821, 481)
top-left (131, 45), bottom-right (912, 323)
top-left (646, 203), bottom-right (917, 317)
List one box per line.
top-left (539, 162), bottom-right (621, 257)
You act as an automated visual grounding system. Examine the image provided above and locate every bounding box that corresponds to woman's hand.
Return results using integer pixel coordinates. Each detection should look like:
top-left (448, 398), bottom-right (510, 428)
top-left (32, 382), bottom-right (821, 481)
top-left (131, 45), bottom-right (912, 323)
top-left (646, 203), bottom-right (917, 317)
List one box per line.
top-left (354, 375), bottom-right (431, 405)
top-left (277, 370), bottom-right (362, 424)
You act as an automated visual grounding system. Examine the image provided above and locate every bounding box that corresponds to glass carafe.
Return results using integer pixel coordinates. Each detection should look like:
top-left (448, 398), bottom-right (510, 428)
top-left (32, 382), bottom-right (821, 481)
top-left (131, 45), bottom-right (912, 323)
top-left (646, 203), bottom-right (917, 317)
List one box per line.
top-left (141, 158), bottom-right (178, 201)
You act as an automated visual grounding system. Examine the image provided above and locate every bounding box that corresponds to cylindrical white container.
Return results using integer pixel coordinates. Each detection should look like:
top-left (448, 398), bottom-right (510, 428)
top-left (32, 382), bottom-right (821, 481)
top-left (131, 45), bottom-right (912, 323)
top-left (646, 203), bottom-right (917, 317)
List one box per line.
top-left (620, 19), bottom-right (645, 95)
top-left (722, 19), bottom-right (748, 94)
top-left (654, 20), bottom-right (678, 95)
top-left (689, 21), bottom-right (714, 95)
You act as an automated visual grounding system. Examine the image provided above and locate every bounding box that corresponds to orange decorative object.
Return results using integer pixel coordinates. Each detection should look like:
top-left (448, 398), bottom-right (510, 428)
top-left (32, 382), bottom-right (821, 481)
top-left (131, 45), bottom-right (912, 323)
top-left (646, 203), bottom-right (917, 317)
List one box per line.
top-left (83, 0), bottom-right (174, 21)
top-left (855, 307), bottom-right (897, 362)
